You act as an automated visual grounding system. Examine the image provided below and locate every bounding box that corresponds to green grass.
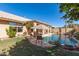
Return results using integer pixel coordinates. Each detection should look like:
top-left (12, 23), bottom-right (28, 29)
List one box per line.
top-left (0, 37), bottom-right (50, 56)
top-left (8, 39), bottom-right (49, 56)
top-left (1, 36), bottom-right (79, 56)
top-left (0, 37), bottom-right (24, 54)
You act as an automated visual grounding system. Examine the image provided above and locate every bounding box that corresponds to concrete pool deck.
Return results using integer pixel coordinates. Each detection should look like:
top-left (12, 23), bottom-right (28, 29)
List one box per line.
top-left (27, 34), bottom-right (79, 48)
top-left (26, 35), bottom-right (66, 48)
top-left (27, 36), bottom-right (53, 48)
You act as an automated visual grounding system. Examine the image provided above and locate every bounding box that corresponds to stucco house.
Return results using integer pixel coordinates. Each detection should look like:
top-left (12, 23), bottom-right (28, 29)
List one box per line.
top-left (0, 11), bottom-right (31, 39)
top-left (0, 11), bottom-right (54, 39)
top-left (26, 20), bottom-right (54, 36)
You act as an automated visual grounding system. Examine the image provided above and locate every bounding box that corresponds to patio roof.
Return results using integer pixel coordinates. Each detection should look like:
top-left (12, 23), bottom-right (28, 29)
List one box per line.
top-left (0, 17), bottom-right (25, 24)
top-left (0, 11), bottom-right (32, 24)
top-left (26, 20), bottom-right (54, 28)
top-left (31, 24), bottom-right (49, 29)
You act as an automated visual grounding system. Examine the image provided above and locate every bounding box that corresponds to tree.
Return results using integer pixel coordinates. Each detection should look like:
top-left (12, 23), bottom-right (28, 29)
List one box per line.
top-left (59, 3), bottom-right (78, 40)
top-left (25, 21), bottom-right (33, 35)
top-left (65, 20), bottom-right (74, 28)
top-left (59, 3), bottom-right (79, 33)
top-left (59, 3), bottom-right (79, 21)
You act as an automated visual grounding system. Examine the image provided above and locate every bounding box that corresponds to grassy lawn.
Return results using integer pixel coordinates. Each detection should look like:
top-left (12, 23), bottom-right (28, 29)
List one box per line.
top-left (0, 36), bottom-right (79, 56)
top-left (0, 37), bottom-right (24, 54)
top-left (0, 37), bottom-right (50, 56)
top-left (8, 39), bottom-right (50, 56)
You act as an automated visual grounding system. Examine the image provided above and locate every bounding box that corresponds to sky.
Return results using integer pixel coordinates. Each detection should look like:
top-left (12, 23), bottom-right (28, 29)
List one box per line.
top-left (0, 3), bottom-right (65, 27)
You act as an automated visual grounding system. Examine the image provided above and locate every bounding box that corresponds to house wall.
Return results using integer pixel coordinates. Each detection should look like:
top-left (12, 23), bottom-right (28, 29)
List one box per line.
top-left (0, 20), bottom-right (25, 39)
top-left (33, 22), bottom-right (53, 35)
top-left (73, 25), bottom-right (79, 32)
top-left (0, 24), bottom-right (9, 38)
top-left (53, 28), bottom-right (73, 34)
top-left (16, 26), bottom-right (27, 36)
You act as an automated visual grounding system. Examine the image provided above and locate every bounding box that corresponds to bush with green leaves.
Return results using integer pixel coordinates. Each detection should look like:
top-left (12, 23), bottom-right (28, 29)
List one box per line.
top-left (74, 32), bottom-right (79, 40)
top-left (6, 26), bottom-right (16, 38)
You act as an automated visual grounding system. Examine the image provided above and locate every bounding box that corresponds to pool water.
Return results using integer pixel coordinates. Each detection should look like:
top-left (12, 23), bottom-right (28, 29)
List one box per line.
top-left (43, 35), bottom-right (78, 46)
top-left (43, 35), bottom-right (59, 42)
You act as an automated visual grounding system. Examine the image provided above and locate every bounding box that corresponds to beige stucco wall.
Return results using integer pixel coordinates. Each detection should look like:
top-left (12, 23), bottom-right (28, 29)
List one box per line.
top-left (0, 24), bottom-right (26, 39)
top-left (33, 22), bottom-right (53, 35)
top-left (53, 28), bottom-right (73, 34)
top-left (73, 25), bottom-right (79, 32)
top-left (0, 24), bottom-right (9, 38)
top-left (16, 26), bottom-right (27, 36)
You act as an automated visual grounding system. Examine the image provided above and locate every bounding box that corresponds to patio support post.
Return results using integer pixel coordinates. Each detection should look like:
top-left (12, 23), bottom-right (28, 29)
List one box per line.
top-left (16, 26), bottom-right (18, 33)
top-left (48, 27), bottom-right (50, 41)
top-left (49, 27), bottom-right (50, 33)
top-left (59, 27), bottom-right (61, 40)
top-left (65, 22), bottom-right (67, 40)
top-left (42, 29), bottom-right (44, 35)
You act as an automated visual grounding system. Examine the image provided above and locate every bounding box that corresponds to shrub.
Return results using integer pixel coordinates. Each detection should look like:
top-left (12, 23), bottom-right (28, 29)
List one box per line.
top-left (74, 32), bottom-right (79, 40)
top-left (6, 26), bottom-right (16, 38)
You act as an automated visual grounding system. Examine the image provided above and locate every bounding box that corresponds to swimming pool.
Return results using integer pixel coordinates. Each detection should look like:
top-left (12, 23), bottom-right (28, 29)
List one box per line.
top-left (43, 35), bottom-right (78, 46)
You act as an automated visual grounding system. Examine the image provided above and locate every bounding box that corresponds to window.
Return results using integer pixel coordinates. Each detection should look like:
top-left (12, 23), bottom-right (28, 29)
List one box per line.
top-left (9, 22), bottom-right (16, 26)
top-left (17, 27), bottom-right (23, 32)
top-left (12, 27), bottom-right (17, 31)
top-left (11, 26), bottom-right (23, 32)
top-left (9, 22), bottom-right (23, 32)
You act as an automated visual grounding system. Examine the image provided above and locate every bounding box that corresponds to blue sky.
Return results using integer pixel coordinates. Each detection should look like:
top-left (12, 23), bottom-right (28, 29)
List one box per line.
top-left (0, 3), bottom-right (65, 27)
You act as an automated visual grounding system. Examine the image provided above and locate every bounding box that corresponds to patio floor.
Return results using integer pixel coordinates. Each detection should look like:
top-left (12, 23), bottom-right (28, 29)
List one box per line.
top-left (27, 37), bottom-right (53, 48)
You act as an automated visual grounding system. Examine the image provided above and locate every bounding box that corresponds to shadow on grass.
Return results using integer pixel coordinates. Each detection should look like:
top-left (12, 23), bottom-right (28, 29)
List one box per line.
top-left (8, 39), bottom-right (50, 56)
top-left (1, 38), bottom-right (79, 56)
